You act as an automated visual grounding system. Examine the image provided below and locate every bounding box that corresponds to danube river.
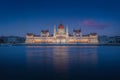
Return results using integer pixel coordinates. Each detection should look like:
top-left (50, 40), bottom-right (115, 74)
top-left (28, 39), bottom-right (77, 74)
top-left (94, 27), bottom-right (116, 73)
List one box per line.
top-left (0, 45), bottom-right (120, 80)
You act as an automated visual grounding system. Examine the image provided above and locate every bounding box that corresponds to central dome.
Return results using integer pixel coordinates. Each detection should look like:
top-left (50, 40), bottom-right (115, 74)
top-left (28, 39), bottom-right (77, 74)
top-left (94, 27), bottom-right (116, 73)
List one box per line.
top-left (58, 24), bottom-right (64, 29)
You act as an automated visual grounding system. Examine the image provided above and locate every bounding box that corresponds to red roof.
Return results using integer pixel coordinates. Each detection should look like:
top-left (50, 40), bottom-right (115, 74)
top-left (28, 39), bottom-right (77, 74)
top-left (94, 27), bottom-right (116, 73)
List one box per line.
top-left (58, 24), bottom-right (64, 29)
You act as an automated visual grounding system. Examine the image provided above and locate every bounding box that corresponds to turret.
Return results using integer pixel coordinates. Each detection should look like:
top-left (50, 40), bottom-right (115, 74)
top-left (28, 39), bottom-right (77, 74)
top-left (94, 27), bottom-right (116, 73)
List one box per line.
top-left (54, 25), bottom-right (56, 37)
top-left (25, 33), bottom-right (34, 44)
top-left (40, 30), bottom-right (49, 37)
top-left (66, 25), bottom-right (68, 37)
top-left (80, 28), bottom-right (82, 38)
top-left (73, 29), bottom-right (81, 37)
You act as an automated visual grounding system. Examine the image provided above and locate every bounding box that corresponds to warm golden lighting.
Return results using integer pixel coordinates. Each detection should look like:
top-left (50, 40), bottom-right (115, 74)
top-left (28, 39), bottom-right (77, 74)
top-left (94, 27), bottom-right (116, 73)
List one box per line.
top-left (25, 23), bottom-right (98, 44)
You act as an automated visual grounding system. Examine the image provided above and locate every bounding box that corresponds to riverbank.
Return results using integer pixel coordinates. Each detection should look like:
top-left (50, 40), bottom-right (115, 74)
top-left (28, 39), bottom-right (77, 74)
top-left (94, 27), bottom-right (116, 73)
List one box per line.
top-left (1, 43), bottom-right (120, 46)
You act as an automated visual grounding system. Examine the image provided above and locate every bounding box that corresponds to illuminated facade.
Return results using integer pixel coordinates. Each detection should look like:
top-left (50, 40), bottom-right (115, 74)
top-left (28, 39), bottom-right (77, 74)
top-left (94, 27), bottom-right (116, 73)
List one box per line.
top-left (25, 24), bottom-right (98, 44)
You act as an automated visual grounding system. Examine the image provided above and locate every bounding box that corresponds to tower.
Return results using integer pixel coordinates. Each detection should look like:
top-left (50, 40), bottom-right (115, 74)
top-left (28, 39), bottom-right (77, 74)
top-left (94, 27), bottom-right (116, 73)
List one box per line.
top-left (66, 25), bottom-right (68, 37)
top-left (54, 25), bottom-right (56, 37)
top-left (80, 28), bottom-right (82, 38)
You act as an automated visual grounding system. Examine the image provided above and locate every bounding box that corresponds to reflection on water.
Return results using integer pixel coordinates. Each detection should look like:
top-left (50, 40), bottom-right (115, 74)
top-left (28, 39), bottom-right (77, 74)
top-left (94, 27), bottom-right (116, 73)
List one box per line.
top-left (70, 46), bottom-right (98, 65)
top-left (26, 46), bottom-right (98, 66)
top-left (52, 46), bottom-right (69, 79)
top-left (1, 46), bottom-right (120, 80)
top-left (26, 46), bottom-right (53, 67)
top-left (26, 46), bottom-right (98, 79)
top-left (53, 46), bottom-right (68, 72)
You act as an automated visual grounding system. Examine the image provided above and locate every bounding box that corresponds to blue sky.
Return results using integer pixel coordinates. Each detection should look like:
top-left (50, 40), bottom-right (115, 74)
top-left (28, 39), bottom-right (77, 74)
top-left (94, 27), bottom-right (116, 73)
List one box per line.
top-left (0, 0), bottom-right (120, 36)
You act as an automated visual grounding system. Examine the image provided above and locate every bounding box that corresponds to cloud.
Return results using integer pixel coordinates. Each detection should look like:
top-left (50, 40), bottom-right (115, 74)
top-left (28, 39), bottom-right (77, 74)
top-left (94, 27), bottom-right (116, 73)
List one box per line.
top-left (78, 19), bottom-right (110, 29)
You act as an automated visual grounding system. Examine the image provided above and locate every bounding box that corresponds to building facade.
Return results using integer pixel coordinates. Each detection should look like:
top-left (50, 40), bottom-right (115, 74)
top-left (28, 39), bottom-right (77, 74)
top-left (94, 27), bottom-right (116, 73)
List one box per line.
top-left (25, 24), bottom-right (98, 44)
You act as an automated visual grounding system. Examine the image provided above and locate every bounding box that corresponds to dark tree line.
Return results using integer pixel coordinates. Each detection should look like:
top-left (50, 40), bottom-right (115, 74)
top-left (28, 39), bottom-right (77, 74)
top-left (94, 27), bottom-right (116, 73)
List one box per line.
top-left (0, 39), bottom-right (4, 43)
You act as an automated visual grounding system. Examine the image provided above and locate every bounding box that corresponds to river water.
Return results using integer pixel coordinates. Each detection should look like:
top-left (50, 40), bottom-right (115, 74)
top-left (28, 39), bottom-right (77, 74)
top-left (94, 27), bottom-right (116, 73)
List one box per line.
top-left (0, 45), bottom-right (120, 80)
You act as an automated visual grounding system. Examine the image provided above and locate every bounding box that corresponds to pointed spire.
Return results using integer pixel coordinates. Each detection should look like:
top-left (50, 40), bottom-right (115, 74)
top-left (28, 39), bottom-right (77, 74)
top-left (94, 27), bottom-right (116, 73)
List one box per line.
top-left (80, 28), bottom-right (81, 32)
top-left (59, 21), bottom-right (62, 25)
top-left (66, 25), bottom-right (68, 33)
top-left (54, 25), bottom-right (56, 37)
top-left (80, 27), bottom-right (82, 38)
top-left (66, 25), bottom-right (68, 37)
top-left (54, 25), bottom-right (56, 32)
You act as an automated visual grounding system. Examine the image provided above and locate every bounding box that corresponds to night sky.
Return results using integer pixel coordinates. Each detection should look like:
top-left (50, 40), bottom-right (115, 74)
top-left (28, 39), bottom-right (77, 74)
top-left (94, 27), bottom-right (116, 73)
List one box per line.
top-left (0, 0), bottom-right (120, 37)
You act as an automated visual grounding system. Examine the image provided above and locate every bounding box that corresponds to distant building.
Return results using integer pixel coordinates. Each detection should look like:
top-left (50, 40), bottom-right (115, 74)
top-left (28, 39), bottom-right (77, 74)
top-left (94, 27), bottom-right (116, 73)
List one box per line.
top-left (98, 36), bottom-right (109, 44)
top-left (0, 36), bottom-right (25, 43)
top-left (98, 36), bottom-right (120, 44)
top-left (7, 37), bottom-right (17, 43)
top-left (108, 37), bottom-right (116, 43)
top-left (0, 38), bottom-right (4, 43)
top-left (115, 36), bottom-right (120, 43)
top-left (25, 24), bottom-right (99, 44)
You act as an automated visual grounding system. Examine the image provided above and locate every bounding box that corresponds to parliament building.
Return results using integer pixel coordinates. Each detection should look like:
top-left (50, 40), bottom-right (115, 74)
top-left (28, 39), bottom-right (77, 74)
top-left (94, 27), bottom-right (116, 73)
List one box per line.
top-left (25, 24), bottom-right (98, 44)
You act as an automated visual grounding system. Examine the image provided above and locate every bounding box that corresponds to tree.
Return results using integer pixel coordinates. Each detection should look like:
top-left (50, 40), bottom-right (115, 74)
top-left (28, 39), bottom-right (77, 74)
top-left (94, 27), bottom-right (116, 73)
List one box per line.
top-left (0, 39), bottom-right (4, 43)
